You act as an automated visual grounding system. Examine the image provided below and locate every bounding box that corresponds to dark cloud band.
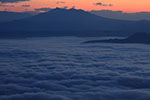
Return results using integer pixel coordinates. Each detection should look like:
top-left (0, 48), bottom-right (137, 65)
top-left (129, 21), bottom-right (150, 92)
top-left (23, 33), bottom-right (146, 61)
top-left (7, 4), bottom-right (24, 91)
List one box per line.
top-left (0, 0), bottom-right (30, 3)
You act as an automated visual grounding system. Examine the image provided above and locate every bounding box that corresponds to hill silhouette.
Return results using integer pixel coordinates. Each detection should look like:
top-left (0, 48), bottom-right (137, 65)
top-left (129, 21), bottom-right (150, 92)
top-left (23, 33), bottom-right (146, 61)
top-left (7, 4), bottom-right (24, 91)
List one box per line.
top-left (0, 8), bottom-right (150, 38)
top-left (1, 8), bottom-right (128, 30)
top-left (90, 10), bottom-right (150, 21)
top-left (0, 11), bottom-right (34, 23)
top-left (83, 32), bottom-right (150, 44)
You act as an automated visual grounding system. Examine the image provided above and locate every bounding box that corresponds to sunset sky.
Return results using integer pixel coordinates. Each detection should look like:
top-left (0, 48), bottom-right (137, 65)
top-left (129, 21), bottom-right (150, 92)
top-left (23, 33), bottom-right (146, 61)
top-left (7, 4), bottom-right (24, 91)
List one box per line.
top-left (0, 0), bottom-right (150, 13)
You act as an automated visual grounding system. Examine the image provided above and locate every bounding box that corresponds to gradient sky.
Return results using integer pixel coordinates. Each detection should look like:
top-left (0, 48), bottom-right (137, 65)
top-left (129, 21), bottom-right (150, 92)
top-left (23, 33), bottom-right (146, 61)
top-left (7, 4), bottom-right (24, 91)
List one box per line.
top-left (0, 0), bottom-right (150, 12)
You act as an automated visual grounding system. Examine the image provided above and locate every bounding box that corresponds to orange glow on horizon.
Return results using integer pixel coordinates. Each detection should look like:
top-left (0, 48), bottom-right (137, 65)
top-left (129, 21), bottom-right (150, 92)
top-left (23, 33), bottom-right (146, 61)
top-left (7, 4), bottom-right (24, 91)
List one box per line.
top-left (0, 0), bottom-right (150, 13)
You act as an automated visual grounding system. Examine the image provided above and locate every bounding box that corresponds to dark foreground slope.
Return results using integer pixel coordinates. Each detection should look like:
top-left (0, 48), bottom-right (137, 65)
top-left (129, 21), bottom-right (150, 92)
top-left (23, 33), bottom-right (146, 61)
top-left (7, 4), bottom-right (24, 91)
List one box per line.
top-left (0, 8), bottom-right (150, 38)
top-left (83, 32), bottom-right (150, 44)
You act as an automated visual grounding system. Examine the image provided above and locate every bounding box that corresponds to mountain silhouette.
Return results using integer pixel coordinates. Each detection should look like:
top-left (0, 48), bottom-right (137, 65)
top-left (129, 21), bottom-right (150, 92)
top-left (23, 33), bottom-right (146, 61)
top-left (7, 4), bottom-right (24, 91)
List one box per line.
top-left (0, 8), bottom-right (150, 38)
top-left (1, 8), bottom-right (128, 30)
top-left (90, 10), bottom-right (150, 21)
top-left (83, 32), bottom-right (150, 44)
top-left (0, 11), bottom-right (34, 23)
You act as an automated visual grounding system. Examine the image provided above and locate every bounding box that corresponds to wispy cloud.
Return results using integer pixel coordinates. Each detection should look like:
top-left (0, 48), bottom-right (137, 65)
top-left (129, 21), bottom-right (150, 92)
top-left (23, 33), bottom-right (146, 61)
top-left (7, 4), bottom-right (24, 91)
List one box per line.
top-left (56, 1), bottom-right (66, 4)
top-left (22, 4), bottom-right (30, 7)
top-left (94, 2), bottom-right (113, 7)
top-left (0, 4), bottom-right (15, 7)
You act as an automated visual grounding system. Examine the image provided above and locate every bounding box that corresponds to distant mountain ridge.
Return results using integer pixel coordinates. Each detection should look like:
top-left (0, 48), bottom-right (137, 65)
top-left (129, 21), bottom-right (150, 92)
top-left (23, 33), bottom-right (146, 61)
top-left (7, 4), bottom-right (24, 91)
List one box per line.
top-left (90, 10), bottom-right (150, 21)
top-left (0, 8), bottom-right (150, 38)
top-left (83, 32), bottom-right (150, 44)
top-left (1, 8), bottom-right (126, 30)
top-left (0, 11), bottom-right (36, 23)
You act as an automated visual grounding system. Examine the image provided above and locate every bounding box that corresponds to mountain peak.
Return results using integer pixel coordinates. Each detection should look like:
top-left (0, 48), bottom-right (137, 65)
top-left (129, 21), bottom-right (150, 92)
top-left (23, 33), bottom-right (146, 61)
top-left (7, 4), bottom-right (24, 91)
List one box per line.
top-left (48, 7), bottom-right (85, 14)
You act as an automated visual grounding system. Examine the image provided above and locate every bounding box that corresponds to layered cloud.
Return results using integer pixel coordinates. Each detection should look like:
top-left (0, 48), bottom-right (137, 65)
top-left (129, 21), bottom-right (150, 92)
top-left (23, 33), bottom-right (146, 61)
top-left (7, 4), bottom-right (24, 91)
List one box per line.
top-left (0, 37), bottom-right (150, 100)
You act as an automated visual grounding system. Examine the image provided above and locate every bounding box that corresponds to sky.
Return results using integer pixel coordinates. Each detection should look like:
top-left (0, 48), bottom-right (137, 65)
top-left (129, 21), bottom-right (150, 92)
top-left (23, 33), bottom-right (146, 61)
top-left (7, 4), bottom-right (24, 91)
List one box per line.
top-left (0, 0), bottom-right (150, 12)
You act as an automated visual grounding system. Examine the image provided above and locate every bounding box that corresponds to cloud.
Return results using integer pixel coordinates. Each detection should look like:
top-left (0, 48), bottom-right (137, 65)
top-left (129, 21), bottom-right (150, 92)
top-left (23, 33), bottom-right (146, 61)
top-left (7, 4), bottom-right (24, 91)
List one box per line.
top-left (95, 2), bottom-right (102, 6)
top-left (0, 4), bottom-right (15, 7)
top-left (56, 1), bottom-right (66, 4)
top-left (34, 8), bottom-right (52, 12)
top-left (0, 0), bottom-right (30, 3)
top-left (103, 4), bottom-right (113, 7)
top-left (0, 40), bottom-right (150, 100)
top-left (22, 4), bottom-right (30, 7)
top-left (94, 2), bottom-right (113, 7)
top-left (0, 92), bottom-right (70, 100)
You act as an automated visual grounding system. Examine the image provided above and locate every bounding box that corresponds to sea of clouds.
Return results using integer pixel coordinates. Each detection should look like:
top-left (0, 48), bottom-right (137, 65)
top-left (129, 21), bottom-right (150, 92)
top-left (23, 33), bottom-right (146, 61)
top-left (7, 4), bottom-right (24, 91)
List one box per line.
top-left (0, 37), bottom-right (150, 100)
